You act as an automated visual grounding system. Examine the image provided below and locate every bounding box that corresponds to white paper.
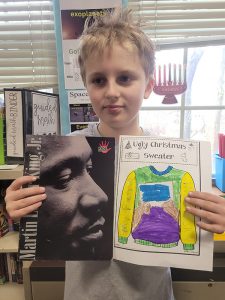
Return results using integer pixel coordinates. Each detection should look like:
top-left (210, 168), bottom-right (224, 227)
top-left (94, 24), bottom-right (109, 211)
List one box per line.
top-left (114, 136), bottom-right (213, 271)
top-left (68, 90), bottom-right (90, 105)
top-left (32, 93), bottom-right (59, 135)
top-left (5, 90), bottom-right (24, 158)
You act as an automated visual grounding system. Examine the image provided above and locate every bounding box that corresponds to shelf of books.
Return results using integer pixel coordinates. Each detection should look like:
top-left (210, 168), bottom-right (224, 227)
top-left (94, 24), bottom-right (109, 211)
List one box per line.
top-left (0, 232), bottom-right (24, 300)
top-left (0, 166), bottom-right (24, 300)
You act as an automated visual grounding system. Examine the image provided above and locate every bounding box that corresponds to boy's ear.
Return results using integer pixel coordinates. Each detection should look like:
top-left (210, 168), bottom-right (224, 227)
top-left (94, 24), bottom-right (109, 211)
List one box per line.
top-left (144, 78), bottom-right (154, 99)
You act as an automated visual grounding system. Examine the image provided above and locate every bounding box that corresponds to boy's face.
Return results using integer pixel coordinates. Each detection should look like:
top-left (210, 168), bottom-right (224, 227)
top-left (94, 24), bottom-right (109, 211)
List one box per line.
top-left (84, 44), bottom-right (154, 131)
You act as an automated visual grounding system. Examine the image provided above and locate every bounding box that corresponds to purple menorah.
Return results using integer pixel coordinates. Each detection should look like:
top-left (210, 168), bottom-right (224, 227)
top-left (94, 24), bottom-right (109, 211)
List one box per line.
top-left (153, 63), bottom-right (187, 104)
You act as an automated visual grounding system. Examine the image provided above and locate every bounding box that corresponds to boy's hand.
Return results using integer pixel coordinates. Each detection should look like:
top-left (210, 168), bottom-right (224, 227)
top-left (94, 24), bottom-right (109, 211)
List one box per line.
top-left (185, 191), bottom-right (225, 234)
top-left (5, 176), bottom-right (46, 220)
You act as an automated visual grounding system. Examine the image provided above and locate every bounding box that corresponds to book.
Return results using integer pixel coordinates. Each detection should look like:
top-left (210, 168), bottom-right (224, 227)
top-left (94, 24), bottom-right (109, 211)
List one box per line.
top-left (4, 89), bottom-right (61, 164)
top-left (0, 97), bottom-right (5, 165)
top-left (6, 253), bottom-right (12, 282)
top-left (114, 136), bottom-right (213, 271)
top-left (0, 254), bottom-right (6, 284)
top-left (19, 135), bottom-right (115, 260)
top-left (0, 203), bottom-right (9, 238)
top-left (18, 135), bottom-right (214, 271)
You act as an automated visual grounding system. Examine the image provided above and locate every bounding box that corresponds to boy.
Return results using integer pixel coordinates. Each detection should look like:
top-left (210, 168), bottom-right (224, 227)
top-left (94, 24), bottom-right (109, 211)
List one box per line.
top-left (5, 9), bottom-right (225, 300)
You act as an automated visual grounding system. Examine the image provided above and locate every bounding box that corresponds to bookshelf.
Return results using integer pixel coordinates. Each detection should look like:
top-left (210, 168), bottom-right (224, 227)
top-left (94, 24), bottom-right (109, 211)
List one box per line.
top-left (0, 231), bottom-right (19, 253)
top-left (0, 165), bottom-right (24, 300)
top-left (0, 165), bottom-right (23, 180)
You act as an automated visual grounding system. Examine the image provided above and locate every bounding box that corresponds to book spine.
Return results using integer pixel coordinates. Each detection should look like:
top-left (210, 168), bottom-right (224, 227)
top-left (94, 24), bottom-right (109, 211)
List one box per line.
top-left (6, 253), bottom-right (12, 282)
top-left (0, 203), bottom-right (9, 238)
top-left (15, 255), bottom-right (23, 284)
top-left (18, 135), bottom-right (43, 260)
top-left (2, 253), bottom-right (9, 282)
top-left (23, 89), bottom-right (32, 135)
top-left (0, 106), bottom-right (5, 165)
top-left (0, 254), bottom-right (6, 284)
top-left (10, 253), bottom-right (17, 282)
top-left (4, 89), bottom-right (24, 163)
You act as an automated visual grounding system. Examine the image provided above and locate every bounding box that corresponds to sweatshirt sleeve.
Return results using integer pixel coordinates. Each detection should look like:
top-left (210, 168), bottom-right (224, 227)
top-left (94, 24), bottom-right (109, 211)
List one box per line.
top-left (118, 171), bottom-right (136, 244)
top-left (180, 172), bottom-right (197, 250)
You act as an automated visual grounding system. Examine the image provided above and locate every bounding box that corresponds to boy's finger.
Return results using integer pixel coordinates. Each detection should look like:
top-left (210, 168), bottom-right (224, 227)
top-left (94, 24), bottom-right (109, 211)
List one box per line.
top-left (185, 196), bottom-right (224, 215)
top-left (9, 202), bottom-right (42, 220)
top-left (186, 205), bottom-right (215, 221)
top-left (5, 186), bottom-right (46, 202)
top-left (188, 191), bottom-right (222, 204)
top-left (186, 205), bottom-right (225, 232)
top-left (7, 176), bottom-right (37, 191)
top-left (13, 194), bottom-right (47, 210)
top-left (196, 220), bottom-right (224, 234)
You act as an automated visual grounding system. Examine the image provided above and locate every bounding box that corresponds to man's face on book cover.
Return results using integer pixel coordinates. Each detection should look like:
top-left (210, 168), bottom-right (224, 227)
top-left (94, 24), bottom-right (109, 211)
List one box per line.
top-left (37, 135), bottom-right (108, 259)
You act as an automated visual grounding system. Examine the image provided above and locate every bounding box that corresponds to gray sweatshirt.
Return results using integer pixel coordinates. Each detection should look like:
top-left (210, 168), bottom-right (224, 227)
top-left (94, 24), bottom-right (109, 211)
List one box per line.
top-left (64, 123), bottom-right (174, 300)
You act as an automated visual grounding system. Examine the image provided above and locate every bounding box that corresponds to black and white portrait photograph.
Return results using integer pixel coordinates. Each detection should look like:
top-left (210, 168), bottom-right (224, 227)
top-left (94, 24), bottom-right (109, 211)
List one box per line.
top-left (20, 135), bottom-right (115, 261)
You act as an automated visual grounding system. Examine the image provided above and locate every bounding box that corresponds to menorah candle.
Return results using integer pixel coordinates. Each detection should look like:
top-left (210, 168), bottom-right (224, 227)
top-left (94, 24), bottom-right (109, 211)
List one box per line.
top-left (173, 64), bottom-right (176, 84)
top-left (179, 64), bottom-right (182, 83)
top-left (183, 64), bottom-right (186, 83)
top-left (158, 65), bottom-right (161, 85)
top-left (168, 63), bottom-right (171, 82)
top-left (164, 64), bottom-right (166, 85)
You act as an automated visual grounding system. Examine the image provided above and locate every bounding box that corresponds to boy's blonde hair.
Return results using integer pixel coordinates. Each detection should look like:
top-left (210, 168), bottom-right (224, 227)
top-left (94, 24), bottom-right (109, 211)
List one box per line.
top-left (78, 8), bottom-right (155, 85)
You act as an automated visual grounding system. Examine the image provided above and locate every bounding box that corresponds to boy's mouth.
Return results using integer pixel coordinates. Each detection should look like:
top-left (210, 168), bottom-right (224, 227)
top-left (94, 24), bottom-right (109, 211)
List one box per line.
top-left (104, 105), bottom-right (124, 113)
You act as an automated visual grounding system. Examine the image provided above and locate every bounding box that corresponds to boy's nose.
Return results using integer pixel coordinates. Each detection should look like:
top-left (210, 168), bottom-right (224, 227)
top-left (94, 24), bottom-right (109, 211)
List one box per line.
top-left (105, 79), bottom-right (120, 100)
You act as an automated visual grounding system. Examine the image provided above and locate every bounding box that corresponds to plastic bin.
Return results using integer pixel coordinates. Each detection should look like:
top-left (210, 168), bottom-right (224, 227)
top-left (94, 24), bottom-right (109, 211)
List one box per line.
top-left (215, 154), bottom-right (225, 192)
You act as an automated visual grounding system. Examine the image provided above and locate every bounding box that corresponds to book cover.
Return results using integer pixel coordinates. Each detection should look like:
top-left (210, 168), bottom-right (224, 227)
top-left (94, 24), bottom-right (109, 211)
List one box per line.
top-left (114, 136), bottom-right (214, 271)
top-left (19, 135), bottom-right (115, 260)
top-left (4, 89), bottom-right (61, 164)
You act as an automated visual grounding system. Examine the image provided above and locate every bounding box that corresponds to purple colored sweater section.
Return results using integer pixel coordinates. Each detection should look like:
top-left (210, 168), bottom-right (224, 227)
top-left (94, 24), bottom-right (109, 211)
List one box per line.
top-left (132, 207), bottom-right (179, 244)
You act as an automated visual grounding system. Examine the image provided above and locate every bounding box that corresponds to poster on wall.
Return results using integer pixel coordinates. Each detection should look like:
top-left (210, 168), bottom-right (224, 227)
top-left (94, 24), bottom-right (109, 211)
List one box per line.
top-left (59, 0), bottom-right (122, 90)
top-left (58, 0), bottom-right (122, 132)
top-left (70, 104), bottom-right (99, 123)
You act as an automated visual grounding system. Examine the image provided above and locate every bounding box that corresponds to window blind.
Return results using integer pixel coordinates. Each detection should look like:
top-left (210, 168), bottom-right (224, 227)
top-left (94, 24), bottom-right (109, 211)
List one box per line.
top-left (0, 0), bottom-right (58, 90)
top-left (128, 0), bottom-right (225, 49)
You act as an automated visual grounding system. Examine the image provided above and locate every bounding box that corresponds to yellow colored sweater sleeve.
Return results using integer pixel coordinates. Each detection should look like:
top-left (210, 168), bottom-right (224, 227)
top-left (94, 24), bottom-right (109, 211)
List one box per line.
top-left (180, 172), bottom-right (197, 250)
top-left (118, 171), bottom-right (136, 244)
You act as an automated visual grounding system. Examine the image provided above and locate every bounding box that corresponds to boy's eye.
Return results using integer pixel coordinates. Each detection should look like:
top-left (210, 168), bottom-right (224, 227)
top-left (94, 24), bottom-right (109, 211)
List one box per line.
top-left (92, 77), bottom-right (106, 86)
top-left (118, 75), bottom-right (131, 84)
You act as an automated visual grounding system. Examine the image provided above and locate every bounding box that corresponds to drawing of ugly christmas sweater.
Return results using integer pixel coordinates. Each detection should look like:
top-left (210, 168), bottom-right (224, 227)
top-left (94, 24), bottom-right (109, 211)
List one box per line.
top-left (118, 166), bottom-right (197, 250)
